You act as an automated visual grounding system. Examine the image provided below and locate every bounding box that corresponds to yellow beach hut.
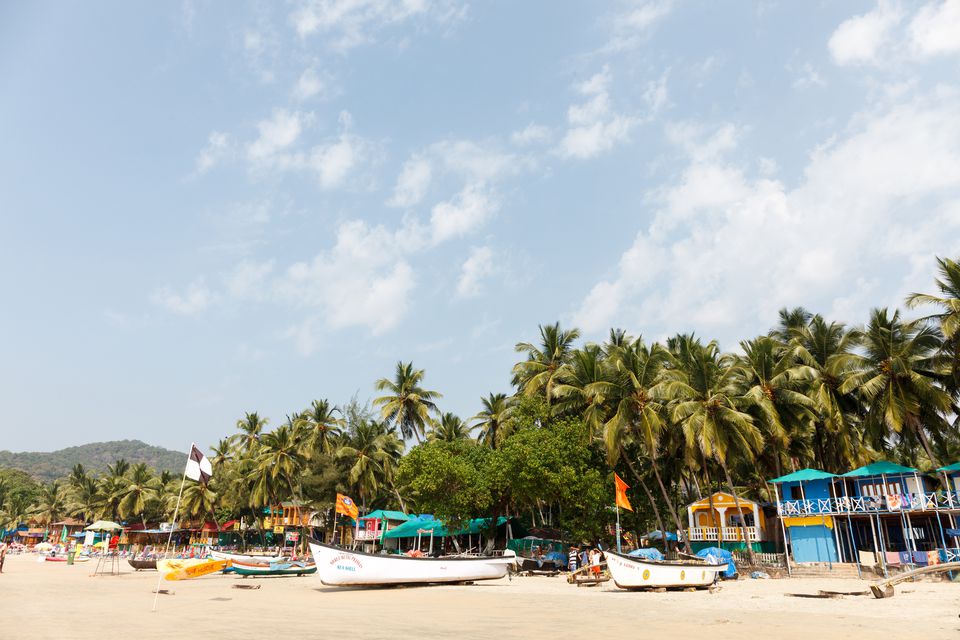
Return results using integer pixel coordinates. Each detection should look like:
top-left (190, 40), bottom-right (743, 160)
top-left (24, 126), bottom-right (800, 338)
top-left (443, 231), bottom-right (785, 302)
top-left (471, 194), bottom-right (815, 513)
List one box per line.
top-left (686, 491), bottom-right (770, 551)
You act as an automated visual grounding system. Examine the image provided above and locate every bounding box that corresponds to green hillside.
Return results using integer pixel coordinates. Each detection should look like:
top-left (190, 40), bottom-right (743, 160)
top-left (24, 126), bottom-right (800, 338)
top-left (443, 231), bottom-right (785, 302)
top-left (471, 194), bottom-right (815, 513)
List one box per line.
top-left (0, 440), bottom-right (187, 483)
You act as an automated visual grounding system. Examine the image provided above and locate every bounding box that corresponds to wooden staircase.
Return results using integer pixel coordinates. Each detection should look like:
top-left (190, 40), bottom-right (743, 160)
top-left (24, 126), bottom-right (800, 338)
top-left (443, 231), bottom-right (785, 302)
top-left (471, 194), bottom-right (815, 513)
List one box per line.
top-left (789, 562), bottom-right (866, 579)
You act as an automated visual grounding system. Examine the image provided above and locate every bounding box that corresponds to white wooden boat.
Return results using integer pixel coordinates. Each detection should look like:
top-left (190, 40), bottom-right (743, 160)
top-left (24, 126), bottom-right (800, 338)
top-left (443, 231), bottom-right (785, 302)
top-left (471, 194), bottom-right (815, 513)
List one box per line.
top-left (603, 550), bottom-right (727, 590)
top-left (308, 539), bottom-right (516, 587)
top-left (208, 550), bottom-right (288, 564)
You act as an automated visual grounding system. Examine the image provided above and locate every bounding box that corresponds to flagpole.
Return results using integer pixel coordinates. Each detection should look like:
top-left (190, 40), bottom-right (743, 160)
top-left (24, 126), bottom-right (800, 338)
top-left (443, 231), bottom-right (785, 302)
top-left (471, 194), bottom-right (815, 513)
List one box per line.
top-left (152, 445), bottom-right (191, 613)
top-left (615, 474), bottom-right (622, 553)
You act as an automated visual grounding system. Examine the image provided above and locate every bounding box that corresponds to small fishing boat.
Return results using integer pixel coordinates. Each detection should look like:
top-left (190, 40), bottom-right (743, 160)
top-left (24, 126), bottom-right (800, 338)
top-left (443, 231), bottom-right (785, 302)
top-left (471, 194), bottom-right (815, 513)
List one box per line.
top-left (308, 538), bottom-right (516, 587)
top-left (157, 558), bottom-right (208, 575)
top-left (44, 556), bottom-right (67, 562)
top-left (233, 560), bottom-right (316, 577)
top-left (128, 558), bottom-right (158, 571)
top-left (208, 550), bottom-right (288, 564)
top-left (603, 550), bottom-right (727, 590)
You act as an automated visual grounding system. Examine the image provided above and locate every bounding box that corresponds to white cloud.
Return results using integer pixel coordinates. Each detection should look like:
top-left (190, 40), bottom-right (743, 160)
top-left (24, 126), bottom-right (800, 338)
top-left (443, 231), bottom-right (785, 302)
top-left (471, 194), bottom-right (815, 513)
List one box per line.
top-left (291, 0), bottom-right (462, 50)
top-left (456, 246), bottom-right (495, 297)
top-left (243, 27), bottom-right (278, 83)
top-left (828, 2), bottom-right (902, 66)
top-left (558, 66), bottom-right (639, 159)
top-left (225, 260), bottom-right (275, 300)
top-left (573, 88), bottom-right (960, 341)
top-left (293, 67), bottom-right (330, 101)
top-left (909, 0), bottom-right (960, 57)
top-left (430, 183), bottom-right (499, 244)
top-left (309, 133), bottom-right (364, 189)
top-left (247, 109), bottom-right (306, 165)
top-left (195, 131), bottom-right (233, 175)
top-left (151, 278), bottom-right (216, 316)
top-left (791, 63), bottom-right (826, 89)
top-left (511, 123), bottom-right (552, 146)
top-left (388, 155), bottom-right (432, 207)
top-left (605, 0), bottom-right (673, 52)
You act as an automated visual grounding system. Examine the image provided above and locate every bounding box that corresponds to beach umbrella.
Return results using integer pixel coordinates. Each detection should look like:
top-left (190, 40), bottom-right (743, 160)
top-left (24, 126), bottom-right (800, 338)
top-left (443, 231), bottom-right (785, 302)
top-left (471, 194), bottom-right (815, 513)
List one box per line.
top-left (84, 520), bottom-right (123, 531)
top-left (92, 541), bottom-right (107, 548)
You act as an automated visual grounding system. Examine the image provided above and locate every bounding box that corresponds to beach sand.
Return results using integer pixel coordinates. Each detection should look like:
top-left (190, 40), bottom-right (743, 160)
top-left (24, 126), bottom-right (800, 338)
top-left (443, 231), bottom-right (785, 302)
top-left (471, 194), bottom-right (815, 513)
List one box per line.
top-left (2, 555), bottom-right (959, 639)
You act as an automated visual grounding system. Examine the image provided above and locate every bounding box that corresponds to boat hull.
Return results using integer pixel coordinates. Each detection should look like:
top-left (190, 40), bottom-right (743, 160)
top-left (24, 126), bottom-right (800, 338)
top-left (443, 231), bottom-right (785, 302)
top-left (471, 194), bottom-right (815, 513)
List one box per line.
top-left (603, 551), bottom-right (727, 589)
top-left (233, 562), bottom-right (316, 577)
top-left (308, 539), bottom-right (515, 587)
top-left (128, 558), bottom-right (157, 571)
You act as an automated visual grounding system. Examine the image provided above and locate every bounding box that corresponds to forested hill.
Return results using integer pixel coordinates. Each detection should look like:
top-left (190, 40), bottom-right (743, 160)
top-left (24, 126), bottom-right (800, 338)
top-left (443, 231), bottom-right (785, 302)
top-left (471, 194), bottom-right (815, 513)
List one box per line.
top-left (0, 440), bottom-right (186, 483)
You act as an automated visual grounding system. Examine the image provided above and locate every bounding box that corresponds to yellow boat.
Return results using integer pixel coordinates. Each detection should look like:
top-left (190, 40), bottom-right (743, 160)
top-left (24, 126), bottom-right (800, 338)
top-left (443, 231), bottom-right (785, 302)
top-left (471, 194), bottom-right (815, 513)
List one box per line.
top-left (157, 558), bottom-right (207, 575)
top-left (163, 559), bottom-right (230, 581)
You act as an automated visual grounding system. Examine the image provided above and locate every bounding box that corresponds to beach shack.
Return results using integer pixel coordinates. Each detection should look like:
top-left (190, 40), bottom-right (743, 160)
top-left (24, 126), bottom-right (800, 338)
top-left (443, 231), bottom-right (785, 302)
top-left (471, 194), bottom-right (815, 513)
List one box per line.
top-left (769, 468), bottom-right (839, 563)
top-left (355, 510), bottom-right (410, 551)
top-left (770, 461), bottom-right (960, 574)
top-left (381, 515), bottom-right (518, 554)
top-left (686, 491), bottom-right (771, 552)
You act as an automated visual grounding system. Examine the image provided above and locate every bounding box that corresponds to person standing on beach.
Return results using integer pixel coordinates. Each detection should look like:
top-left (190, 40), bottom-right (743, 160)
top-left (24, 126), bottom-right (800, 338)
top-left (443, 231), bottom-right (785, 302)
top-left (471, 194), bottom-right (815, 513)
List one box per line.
top-left (0, 541), bottom-right (7, 573)
top-left (568, 546), bottom-right (578, 573)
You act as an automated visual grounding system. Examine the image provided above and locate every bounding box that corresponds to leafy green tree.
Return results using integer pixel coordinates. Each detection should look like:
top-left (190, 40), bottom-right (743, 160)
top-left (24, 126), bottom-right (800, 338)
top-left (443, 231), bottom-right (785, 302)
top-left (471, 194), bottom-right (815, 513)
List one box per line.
top-left (118, 463), bottom-right (160, 527)
top-left (907, 256), bottom-right (960, 391)
top-left (234, 412), bottom-right (268, 456)
top-left (297, 399), bottom-right (344, 457)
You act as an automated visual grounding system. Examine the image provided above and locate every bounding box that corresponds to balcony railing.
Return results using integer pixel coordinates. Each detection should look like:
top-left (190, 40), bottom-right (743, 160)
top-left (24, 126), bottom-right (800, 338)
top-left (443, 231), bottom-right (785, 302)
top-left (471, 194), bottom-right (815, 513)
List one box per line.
top-left (688, 525), bottom-right (762, 542)
top-left (354, 528), bottom-right (383, 541)
top-left (776, 490), bottom-right (960, 517)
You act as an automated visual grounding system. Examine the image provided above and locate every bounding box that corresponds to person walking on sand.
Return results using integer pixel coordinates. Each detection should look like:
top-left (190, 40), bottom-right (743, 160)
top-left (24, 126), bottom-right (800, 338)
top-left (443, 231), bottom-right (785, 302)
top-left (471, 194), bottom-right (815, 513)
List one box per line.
top-left (0, 541), bottom-right (7, 573)
top-left (568, 546), bottom-right (578, 573)
top-left (590, 548), bottom-right (602, 576)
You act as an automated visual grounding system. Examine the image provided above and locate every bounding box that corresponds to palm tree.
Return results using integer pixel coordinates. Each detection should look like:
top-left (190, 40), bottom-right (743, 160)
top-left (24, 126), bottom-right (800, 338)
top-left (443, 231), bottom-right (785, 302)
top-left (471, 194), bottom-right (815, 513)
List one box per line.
top-left (337, 420), bottom-right (404, 509)
top-left (374, 361), bottom-right (442, 442)
top-left (181, 481), bottom-right (218, 521)
top-left (790, 315), bottom-right (870, 471)
top-left (512, 322), bottom-right (581, 403)
top-left (471, 393), bottom-right (515, 449)
top-left (210, 438), bottom-right (234, 473)
top-left (296, 399), bottom-right (344, 457)
top-left (428, 413), bottom-right (474, 442)
top-left (733, 336), bottom-right (816, 477)
top-left (68, 477), bottom-right (102, 522)
top-left (118, 463), bottom-right (160, 527)
top-left (843, 308), bottom-right (951, 466)
top-left (551, 343), bottom-right (614, 432)
top-left (662, 338), bottom-right (762, 561)
top-left (32, 482), bottom-right (66, 527)
top-left (107, 458), bottom-right (130, 479)
top-left (234, 412), bottom-right (268, 456)
top-left (97, 475), bottom-right (126, 522)
top-left (907, 256), bottom-right (960, 391)
top-left (600, 339), bottom-right (691, 552)
top-left (255, 425), bottom-right (308, 523)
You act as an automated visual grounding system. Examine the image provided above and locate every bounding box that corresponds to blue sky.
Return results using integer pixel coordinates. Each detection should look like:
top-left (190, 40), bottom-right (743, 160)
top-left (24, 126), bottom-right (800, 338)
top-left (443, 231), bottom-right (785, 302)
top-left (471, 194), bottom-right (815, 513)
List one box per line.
top-left (3, 0), bottom-right (960, 453)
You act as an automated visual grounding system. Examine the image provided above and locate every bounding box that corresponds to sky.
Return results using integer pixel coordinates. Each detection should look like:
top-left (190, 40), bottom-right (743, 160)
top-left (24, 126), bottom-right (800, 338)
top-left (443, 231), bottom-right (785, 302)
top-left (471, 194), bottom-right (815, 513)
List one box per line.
top-left (2, 0), bottom-right (960, 453)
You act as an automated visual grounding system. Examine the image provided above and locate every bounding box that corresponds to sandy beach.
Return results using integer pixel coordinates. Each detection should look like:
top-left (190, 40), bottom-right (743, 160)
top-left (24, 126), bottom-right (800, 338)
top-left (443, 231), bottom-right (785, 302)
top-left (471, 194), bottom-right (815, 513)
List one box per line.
top-left (2, 555), bottom-right (958, 639)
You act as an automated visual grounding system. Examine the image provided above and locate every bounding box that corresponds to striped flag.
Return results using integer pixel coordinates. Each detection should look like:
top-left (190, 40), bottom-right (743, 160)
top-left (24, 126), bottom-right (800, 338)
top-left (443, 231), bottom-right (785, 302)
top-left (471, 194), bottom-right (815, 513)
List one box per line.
top-left (185, 444), bottom-right (212, 485)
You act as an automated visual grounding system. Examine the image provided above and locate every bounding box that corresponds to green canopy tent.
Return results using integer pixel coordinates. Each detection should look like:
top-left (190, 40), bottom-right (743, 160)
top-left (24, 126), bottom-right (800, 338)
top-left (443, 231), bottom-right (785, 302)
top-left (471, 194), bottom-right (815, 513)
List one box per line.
top-left (382, 517), bottom-right (515, 554)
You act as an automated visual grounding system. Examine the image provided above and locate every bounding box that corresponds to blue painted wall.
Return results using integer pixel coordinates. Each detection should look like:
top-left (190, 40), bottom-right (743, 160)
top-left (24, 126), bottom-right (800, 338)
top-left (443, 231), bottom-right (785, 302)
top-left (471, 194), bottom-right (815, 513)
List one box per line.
top-left (789, 524), bottom-right (838, 563)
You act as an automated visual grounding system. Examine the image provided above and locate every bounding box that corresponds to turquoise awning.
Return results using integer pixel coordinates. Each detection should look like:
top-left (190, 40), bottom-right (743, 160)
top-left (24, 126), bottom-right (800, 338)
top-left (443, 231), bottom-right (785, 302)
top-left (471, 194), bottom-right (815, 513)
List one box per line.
top-left (383, 516), bottom-right (509, 539)
top-left (768, 468), bottom-right (837, 483)
top-left (841, 461), bottom-right (917, 477)
top-left (937, 462), bottom-right (960, 473)
top-left (360, 510), bottom-right (410, 522)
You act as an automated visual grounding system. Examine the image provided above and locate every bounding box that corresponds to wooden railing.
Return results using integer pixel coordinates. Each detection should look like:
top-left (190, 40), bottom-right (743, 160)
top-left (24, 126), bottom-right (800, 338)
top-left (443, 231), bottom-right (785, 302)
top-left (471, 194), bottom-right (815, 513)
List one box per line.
top-left (688, 526), bottom-right (762, 542)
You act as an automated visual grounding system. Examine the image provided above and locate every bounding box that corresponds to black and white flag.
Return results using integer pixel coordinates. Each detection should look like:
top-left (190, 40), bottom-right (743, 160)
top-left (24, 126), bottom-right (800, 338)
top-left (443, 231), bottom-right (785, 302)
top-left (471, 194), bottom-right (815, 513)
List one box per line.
top-left (185, 444), bottom-right (213, 484)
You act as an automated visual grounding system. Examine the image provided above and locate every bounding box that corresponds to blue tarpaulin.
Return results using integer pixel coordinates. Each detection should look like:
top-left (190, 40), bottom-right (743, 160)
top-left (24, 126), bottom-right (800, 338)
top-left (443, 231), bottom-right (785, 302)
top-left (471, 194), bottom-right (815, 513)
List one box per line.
top-left (627, 548), bottom-right (664, 561)
top-left (695, 546), bottom-right (738, 579)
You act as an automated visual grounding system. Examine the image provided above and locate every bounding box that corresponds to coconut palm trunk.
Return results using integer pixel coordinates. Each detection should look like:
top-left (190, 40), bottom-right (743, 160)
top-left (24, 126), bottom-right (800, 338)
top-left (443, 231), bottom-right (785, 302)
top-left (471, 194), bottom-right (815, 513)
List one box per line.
top-left (620, 451), bottom-right (667, 548)
top-left (719, 458), bottom-right (757, 564)
top-left (650, 459), bottom-right (692, 554)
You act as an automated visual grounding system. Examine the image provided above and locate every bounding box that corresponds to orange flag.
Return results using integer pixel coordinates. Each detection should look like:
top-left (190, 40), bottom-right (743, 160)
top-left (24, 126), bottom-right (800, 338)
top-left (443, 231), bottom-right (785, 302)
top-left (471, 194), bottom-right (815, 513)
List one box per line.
top-left (614, 473), bottom-right (633, 511)
top-left (335, 493), bottom-right (359, 519)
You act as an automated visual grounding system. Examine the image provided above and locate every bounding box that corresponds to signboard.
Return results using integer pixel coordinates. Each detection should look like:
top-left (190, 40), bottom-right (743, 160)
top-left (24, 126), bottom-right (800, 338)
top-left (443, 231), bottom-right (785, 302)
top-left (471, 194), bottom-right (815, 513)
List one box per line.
top-left (273, 526), bottom-right (284, 534)
top-left (285, 531), bottom-right (299, 543)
